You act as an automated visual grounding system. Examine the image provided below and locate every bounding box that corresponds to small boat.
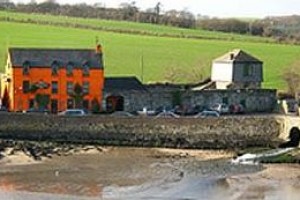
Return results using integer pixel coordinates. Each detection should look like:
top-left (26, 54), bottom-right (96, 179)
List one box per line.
top-left (231, 148), bottom-right (295, 165)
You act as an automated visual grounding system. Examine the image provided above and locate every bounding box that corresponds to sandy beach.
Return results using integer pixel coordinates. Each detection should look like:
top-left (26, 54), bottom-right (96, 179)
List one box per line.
top-left (227, 164), bottom-right (300, 200)
top-left (0, 147), bottom-right (299, 200)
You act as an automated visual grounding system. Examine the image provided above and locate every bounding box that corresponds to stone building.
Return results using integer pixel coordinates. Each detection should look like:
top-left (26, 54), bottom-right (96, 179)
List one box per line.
top-left (103, 49), bottom-right (275, 113)
top-left (103, 77), bottom-right (148, 112)
top-left (103, 77), bottom-right (276, 113)
top-left (211, 49), bottom-right (263, 89)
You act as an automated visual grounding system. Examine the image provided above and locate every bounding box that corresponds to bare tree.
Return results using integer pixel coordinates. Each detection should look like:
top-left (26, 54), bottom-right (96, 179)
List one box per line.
top-left (282, 60), bottom-right (300, 100)
top-left (186, 60), bottom-right (207, 83)
top-left (164, 66), bottom-right (178, 83)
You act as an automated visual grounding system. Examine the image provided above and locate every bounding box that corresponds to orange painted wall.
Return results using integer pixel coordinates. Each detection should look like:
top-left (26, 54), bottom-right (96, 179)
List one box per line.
top-left (11, 67), bottom-right (104, 112)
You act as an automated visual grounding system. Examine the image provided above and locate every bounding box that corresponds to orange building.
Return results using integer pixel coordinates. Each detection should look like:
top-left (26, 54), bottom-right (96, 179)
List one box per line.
top-left (1, 46), bottom-right (104, 113)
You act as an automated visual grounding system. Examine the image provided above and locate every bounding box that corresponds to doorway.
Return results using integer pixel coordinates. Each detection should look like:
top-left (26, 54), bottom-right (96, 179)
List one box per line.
top-left (106, 96), bottom-right (124, 112)
top-left (51, 99), bottom-right (58, 113)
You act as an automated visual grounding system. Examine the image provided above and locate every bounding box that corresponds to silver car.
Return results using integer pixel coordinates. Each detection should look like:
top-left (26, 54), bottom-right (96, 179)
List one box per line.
top-left (194, 110), bottom-right (220, 118)
top-left (59, 109), bottom-right (88, 116)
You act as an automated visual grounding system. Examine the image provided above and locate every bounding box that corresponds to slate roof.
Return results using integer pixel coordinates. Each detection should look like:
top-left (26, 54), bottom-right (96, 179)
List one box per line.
top-left (214, 49), bottom-right (262, 63)
top-left (8, 48), bottom-right (103, 69)
top-left (104, 77), bottom-right (146, 91)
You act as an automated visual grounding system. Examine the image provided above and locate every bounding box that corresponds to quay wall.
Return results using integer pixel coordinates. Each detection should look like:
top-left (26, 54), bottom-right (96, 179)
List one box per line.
top-left (0, 114), bottom-right (293, 149)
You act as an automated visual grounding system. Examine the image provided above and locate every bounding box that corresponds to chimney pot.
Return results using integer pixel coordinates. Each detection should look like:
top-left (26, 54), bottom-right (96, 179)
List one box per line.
top-left (96, 44), bottom-right (102, 54)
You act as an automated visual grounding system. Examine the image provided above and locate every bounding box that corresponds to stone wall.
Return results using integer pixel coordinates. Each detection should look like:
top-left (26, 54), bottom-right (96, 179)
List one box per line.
top-left (103, 88), bottom-right (277, 113)
top-left (184, 89), bottom-right (276, 113)
top-left (0, 113), bottom-right (289, 149)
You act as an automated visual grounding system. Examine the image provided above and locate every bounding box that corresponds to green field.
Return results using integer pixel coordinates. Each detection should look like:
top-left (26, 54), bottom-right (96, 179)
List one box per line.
top-left (0, 11), bottom-right (300, 89)
top-left (0, 11), bottom-right (273, 43)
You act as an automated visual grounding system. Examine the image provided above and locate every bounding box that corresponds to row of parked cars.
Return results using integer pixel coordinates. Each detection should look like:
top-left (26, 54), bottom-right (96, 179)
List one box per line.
top-left (124, 103), bottom-right (245, 118)
top-left (1, 102), bottom-right (244, 118)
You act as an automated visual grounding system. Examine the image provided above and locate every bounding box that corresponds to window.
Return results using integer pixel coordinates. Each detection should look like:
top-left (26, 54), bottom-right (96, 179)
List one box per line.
top-left (52, 81), bottom-right (58, 94)
top-left (51, 99), bottom-right (58, 113)
top-left (67, 82), bottom-right (73, 94)
top-left (23, 61), bottom-right (30, 75)
top-left (52, 61), bottom-right (59, 76)
top-left (82, 62), bottom-right (90, 76)
top-left (243, 64), bottom-right (254, 77)
top-left (22, 81), bottom-right (30, 93)
top-left (66, 62), bottom-right (74, 76)
top-left (83, 81), bottom-right (89, 94)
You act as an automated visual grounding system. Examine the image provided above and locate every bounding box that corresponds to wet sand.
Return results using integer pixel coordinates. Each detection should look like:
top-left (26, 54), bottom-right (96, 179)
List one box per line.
top-left (0, 147), bottom-right (299, 200)
top-left (227, 164), bottom-right (300, 200)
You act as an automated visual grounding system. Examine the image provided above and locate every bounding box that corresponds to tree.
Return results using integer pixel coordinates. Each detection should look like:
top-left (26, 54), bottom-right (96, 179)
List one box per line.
top-left (91, 98), bottom-right (101, 113)
top-left (35, 94), bottom-right (50, 109)
top-left (164, 66), bottom-right (180, 83)
top-left (69, 83), bottom-right (86, 109)
top-left (187, 65), bottom-right (206, 83)
top-left (282, 60), bottom-right (300, 100)
top-left (119, 1), bottom-right (139, 21)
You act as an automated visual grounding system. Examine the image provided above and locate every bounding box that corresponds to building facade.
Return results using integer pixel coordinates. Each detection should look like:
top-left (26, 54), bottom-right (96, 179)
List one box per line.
top-left (211, 49), bottom-right (263, 89)
top-left (1, 46), bottom-right (104, 113)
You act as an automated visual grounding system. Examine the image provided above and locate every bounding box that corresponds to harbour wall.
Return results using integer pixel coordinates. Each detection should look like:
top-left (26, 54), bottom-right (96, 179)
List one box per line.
top-left (0, 114), bottom-right (296, 149)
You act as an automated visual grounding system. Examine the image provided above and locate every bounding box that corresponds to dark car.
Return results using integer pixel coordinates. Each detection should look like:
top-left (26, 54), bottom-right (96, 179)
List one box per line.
top-left (229, 104), bottom-right (245, 114)
top-left (0, 106), bottom-right (8, 112)
top-left (26, 108), bottom-right (50, 114)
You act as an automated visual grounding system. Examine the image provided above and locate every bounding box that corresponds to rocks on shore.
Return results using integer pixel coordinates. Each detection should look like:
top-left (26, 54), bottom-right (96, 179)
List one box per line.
top-left (0, 140), bottom-right (105, 164)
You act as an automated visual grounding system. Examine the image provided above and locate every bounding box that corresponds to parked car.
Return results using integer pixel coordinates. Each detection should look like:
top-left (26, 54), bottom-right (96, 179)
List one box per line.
top-left (0, 106), bottom-right (8, 112)
top-left (155, 111), bottom-right (180, 118)
top-left (210, 103), bottom-right (229, 114)
top-left (229, 104), bottom-right (245, 114)
top-left (26, 108), bottom-right (50, 114)
top-left (155, 106), bottom-right (174, 115)
top-left (137, 107), bottom-right (156, 116)
top-left (58, 109), bottom-right (88, 116)
top-left (194, 110), bottom-right (220, 118)
top-left (110, 111), bottom-right (135, 117)
top-left (174, 105), bottom-right (203, 116)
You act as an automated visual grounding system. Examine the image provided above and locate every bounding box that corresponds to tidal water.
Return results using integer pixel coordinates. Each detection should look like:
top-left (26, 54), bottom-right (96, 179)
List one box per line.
top-left (0, 148), bottom-right (298, 200)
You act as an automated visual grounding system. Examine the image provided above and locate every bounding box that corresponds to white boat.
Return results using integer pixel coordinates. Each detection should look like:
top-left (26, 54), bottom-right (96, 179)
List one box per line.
top-left (231, 148), bottom-right (295, 165)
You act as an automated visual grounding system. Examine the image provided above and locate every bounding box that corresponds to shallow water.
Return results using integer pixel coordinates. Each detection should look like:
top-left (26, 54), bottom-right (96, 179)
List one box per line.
top-left (0, 148), bottom-right (298, 200)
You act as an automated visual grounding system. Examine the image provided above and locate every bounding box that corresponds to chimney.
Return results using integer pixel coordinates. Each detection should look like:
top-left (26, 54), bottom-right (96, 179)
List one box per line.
top-left (230, 53), bottom-right (234, 60)
top-left (95, 44), bottom-right (102, 54)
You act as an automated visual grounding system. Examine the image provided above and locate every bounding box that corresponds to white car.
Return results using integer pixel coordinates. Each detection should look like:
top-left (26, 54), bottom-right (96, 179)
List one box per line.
top-left (210, 103), bottom-right (229, 114)
top-left (58, 109), bottom-right (88, 116)
top-left (155, 111), bottom-right (180, 118)
top-left (194, 110), bottom-right (220, 118)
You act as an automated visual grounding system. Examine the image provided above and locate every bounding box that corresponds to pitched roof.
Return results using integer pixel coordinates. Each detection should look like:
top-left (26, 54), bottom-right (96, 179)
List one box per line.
top-left (214, 49), bottom-right (262, 63)
top-left (104, 77), bottom-right (146, 91)
top-left (8, 48), bottom-right (103, 69)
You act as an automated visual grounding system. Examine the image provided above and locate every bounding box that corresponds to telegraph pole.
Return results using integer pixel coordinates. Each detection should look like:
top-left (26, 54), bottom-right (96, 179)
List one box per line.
top-left (140, 51), bottom-right (144, 83)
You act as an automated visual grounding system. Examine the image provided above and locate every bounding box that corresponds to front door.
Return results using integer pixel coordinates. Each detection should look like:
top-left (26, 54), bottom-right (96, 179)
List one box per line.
top-left (67, 99), bottom-right (74, 109)
top-left (51, 99), bottom-right (58, 113)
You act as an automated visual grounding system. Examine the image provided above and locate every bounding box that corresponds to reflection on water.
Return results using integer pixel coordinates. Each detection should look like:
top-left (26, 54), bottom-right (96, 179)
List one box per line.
top-left (0, 148), bottom-right (299, 200)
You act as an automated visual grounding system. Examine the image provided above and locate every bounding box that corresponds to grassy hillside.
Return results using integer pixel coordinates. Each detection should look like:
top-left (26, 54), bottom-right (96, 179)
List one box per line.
top-left (0, 12), bottom-right (300, 89)
top-left (0, 11), bottom-right (274, 43)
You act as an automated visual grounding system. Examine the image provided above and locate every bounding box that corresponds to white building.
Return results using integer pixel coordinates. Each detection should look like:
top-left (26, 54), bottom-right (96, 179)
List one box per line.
top-left (211, 49), bottom-right (263, 89)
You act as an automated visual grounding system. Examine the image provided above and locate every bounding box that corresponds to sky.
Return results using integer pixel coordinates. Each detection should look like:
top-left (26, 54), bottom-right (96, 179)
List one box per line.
top-left (12, 0), bottom-right (300, 18)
